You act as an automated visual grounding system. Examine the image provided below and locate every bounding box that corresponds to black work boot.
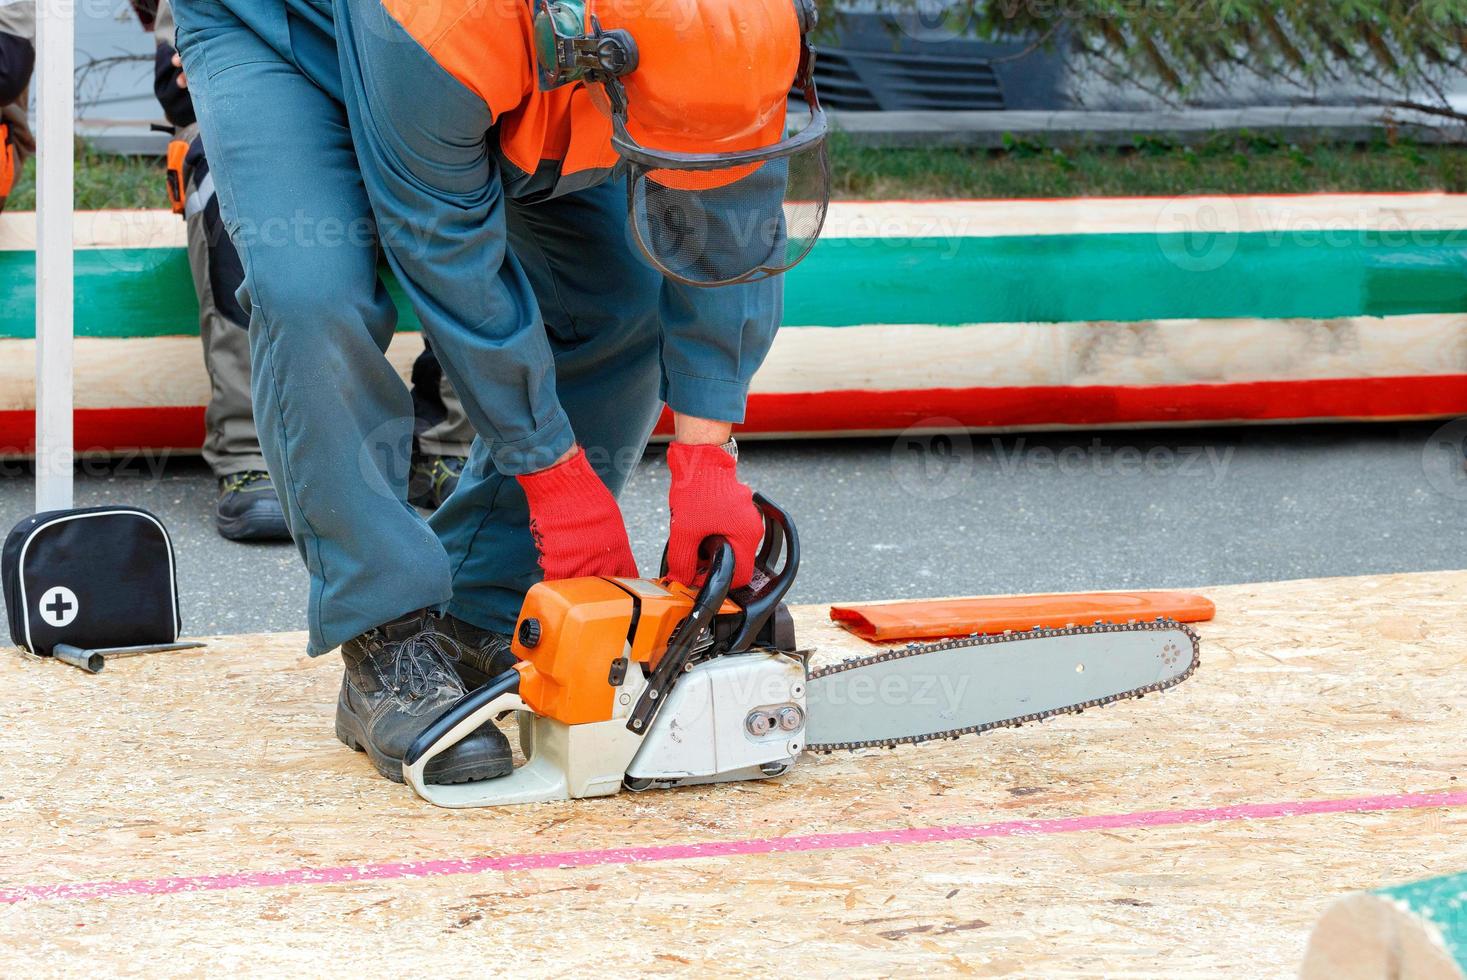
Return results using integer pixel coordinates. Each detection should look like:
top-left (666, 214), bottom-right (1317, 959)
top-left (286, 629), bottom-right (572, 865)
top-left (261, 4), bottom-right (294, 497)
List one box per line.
top-left (335, 610), bottom-right (512, 784)
top-left (408, 454), bottom-right (467, 511)
top-left (216, 471), bottom-right (291, 542)
top-left (439, 614), bottom-right (518, 688)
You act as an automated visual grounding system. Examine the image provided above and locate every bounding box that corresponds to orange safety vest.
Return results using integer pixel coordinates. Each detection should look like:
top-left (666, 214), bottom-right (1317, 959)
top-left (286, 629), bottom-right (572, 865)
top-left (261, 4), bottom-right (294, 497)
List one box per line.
top-left (382, 0), bottom-right (619, 200)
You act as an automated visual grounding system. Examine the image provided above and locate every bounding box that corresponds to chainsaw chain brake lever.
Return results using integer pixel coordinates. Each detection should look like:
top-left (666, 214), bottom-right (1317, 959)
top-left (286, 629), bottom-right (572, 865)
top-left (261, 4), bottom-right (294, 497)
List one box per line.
top-left (627, 537), bottom-right (735, 735)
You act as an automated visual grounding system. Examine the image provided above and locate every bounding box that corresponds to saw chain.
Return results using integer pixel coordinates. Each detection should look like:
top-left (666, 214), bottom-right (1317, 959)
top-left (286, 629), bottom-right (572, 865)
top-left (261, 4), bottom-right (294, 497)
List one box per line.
top-left (806, 618), bottom-right (1201, 752)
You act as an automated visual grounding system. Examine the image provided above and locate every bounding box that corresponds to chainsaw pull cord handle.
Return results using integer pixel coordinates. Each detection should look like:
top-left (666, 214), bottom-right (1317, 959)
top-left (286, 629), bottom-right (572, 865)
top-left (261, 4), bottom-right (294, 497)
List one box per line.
top-left (724, 493), bottom-right (800, 654)
top-left (626, 537), bottom-right (735, 735)
top-left (402, 666), bottom-right (524, 790)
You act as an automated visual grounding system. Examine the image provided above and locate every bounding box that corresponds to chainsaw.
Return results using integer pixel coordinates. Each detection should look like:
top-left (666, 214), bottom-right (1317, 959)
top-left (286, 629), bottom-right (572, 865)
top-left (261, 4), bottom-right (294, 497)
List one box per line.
top-left (403, 495), bottom-right (1200, 807)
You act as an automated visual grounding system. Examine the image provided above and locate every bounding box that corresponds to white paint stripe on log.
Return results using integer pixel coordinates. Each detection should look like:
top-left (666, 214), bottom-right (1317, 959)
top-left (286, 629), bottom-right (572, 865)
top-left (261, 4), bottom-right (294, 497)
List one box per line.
top-left (820, 193), bottom-right (1467, 238)
top-left (5, 193), bottom-right (1467, 251)
top-left (1, 315), bottom-right (1462, 411)
top-left (0, 335), bottom-right (424, 410)
top-left (0, 209), bottom-right (189, 251)
top-left (754, 315), bottom-right (1467, 392)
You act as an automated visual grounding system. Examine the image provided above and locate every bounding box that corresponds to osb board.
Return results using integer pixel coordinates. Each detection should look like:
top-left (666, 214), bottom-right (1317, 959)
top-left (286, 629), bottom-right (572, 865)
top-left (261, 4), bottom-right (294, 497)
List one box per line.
top-left (2, 570), bottom-right (1466, 978)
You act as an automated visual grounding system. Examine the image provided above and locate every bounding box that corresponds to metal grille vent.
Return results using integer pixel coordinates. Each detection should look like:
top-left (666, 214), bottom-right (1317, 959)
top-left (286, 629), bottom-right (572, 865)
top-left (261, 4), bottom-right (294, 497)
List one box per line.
top-left (804, 49), bottom-right (1007, 111)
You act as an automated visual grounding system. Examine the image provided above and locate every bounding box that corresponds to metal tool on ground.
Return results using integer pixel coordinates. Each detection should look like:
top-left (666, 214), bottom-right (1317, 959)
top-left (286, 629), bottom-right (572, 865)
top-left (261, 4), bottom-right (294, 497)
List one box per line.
top-left (403, 495), bottom-right (1200, 807)
top-left (51, 640), bottom-right (207, 674)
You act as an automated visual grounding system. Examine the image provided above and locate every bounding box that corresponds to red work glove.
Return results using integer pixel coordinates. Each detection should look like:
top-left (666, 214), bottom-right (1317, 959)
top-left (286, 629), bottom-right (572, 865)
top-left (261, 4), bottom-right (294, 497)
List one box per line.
top-left (665, 442), bottom-right (764, 589)
top-left (516, 447), bottom-right (638, 580)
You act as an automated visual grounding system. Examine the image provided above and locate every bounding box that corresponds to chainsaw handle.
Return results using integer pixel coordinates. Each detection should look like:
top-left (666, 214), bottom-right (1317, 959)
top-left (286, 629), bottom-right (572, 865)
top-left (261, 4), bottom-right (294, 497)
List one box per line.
top-left (656, 530), bottom-right (733, 583)
top-left (403, 667), bottom-right (524, 797)
top-left (725, 493), bottom-right (800, 654)
top-left (627, 538), bottom-right (735, 734)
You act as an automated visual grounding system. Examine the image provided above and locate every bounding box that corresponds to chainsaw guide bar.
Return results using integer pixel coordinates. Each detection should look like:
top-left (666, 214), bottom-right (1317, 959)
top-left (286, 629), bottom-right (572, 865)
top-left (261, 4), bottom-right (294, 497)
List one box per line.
top-left (803, 618), bottom-right (1201, 752)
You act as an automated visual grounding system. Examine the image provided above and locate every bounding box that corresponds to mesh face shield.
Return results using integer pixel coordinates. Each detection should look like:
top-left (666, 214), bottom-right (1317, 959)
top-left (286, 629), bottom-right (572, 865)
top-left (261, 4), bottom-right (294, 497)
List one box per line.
top-left (606, 40), bottom-right (830, 288)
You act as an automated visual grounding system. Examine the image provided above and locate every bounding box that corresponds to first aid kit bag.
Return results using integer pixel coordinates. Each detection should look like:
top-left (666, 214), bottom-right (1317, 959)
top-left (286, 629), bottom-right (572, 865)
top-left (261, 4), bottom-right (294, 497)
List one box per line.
top-left (3, 507), bottom-right (181, 657)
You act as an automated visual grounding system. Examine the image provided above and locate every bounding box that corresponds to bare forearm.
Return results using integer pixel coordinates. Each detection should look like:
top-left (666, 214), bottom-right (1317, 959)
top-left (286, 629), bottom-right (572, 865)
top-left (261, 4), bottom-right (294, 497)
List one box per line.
top-left (673, 414), bottom-right (732, 446)
top-left (522, 416), bottom-right (732, 478)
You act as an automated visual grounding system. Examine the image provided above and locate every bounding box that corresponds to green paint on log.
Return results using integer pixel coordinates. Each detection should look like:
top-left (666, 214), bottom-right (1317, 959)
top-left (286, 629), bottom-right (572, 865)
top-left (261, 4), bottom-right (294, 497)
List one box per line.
top-left (1376, 872), bottom-right (1467, 968)
top-left (3, 230), bottom-right (1467, 337)
top-left (0, 249), bottom-right (426, 338)
top-left (784, 231), bottom-right (1467, 326)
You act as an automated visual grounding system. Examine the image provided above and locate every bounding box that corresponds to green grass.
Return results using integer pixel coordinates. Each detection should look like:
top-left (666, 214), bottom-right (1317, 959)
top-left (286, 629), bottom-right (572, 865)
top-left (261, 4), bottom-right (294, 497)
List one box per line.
top-left (9, 145), bottom-right (172, 211)
top-left (828, 131), bottom-right (1467, 199)
top-left (9, 130), bottom-right (1467, 210)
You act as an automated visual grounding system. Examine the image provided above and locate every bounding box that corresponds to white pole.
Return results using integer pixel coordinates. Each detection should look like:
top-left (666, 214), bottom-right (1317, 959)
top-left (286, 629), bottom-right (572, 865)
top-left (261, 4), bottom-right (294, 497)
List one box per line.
top-left (34, 0), bottom-right (75, 510)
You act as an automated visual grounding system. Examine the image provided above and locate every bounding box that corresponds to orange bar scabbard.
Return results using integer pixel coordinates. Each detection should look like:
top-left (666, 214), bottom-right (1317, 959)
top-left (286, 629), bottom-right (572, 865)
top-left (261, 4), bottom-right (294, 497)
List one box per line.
top-left (830, 591), bottom-right (1216, 642)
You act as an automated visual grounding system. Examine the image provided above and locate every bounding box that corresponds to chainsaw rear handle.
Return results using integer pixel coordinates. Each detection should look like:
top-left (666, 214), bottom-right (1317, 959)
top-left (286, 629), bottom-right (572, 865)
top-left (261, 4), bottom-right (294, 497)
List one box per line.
top-left (403, 666), bottom-right (524, 794)
top-left (627, 537), bottom-right (735, 734)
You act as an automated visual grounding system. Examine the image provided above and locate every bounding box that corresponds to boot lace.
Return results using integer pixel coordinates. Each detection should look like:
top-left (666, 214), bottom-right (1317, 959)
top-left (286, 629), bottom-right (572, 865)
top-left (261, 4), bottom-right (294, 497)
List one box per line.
top-left (221, 471), bottom-right (272, 494)
top-left (370, 625), bottom-right (464, 703)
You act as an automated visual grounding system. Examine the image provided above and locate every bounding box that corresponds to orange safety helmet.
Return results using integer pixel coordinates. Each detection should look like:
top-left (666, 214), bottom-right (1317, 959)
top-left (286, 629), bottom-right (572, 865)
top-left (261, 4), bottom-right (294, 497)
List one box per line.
top-left (603, 0), bottom-right (800, 164)
top-left (532, 0), bottom-right (830, 286)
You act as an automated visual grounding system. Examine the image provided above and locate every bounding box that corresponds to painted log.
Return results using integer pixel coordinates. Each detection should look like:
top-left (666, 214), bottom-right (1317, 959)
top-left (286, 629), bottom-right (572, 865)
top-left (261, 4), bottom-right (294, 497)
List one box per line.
top-left (1302, 873), bottom-right (1467, 980)
top-left (3, 194), bottom-right (1467, 454)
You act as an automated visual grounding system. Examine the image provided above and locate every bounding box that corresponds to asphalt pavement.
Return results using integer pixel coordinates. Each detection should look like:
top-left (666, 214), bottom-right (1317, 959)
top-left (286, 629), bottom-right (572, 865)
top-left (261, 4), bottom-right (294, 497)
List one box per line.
top-left (1, 421), bottom-right (1463, 639)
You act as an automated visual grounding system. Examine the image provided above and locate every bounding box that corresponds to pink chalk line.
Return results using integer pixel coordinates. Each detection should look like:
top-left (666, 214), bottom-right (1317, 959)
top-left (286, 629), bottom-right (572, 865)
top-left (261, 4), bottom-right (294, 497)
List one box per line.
top-left (3, 789), bottom-right (1463, 906)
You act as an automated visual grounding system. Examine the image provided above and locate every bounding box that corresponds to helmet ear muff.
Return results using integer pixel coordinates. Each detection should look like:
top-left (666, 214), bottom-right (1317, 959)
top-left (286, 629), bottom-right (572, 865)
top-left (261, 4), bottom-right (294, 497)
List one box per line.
top-left (533, 0), bottom-right (638, 90)
top-left (584, 20), bottom-right (638, 79)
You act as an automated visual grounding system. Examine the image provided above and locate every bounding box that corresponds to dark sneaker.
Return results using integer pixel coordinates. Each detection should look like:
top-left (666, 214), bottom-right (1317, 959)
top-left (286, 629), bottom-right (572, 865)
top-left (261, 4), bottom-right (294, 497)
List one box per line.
top-left (215, 470), bottom-right (291, 542)
top-left (439, 614), bottom-right (518, 688)
top-left (335, 610), bottom-right (512, 785)
top-left (408, 454), bottom-right (467, 511)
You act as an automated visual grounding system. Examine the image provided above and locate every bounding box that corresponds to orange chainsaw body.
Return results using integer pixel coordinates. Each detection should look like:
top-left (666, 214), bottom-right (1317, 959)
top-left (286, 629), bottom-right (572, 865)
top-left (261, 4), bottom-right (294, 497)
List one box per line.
top-left (510, 576), bottom-right (738, 726)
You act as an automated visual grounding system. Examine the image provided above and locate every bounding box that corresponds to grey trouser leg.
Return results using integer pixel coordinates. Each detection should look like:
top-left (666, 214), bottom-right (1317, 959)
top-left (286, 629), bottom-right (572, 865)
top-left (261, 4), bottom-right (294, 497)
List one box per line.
top-left (417, 350), bottom-right (475, 457)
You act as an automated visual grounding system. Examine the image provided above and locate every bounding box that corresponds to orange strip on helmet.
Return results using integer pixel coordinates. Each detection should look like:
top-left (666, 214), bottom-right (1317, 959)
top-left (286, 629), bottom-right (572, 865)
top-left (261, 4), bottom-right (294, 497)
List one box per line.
top-left (632, 103), bottom-right (788, 192)
top-left (830, 592), bottom-right (1217, 642)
